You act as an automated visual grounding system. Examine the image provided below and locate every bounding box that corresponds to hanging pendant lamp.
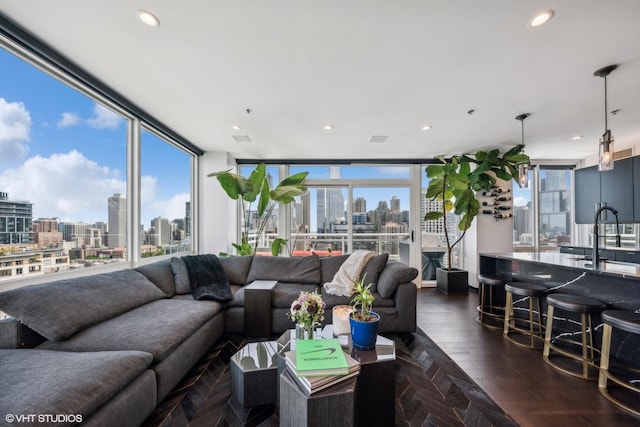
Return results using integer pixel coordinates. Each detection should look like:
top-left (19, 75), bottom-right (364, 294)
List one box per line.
top-left (515, 113), bottom-right (530, 188)
top-left (593, 64), bottom-right (618, 171)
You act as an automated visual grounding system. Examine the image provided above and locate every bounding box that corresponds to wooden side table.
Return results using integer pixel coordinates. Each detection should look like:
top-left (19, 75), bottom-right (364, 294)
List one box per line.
top-left (244, 280), bottom-right (278, 338)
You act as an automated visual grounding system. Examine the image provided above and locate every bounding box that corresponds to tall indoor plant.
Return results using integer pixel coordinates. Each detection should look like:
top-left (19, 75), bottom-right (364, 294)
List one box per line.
top-left (209, 163), bottom-right (308, 256)
top-left (424, 146), bottom-right (528, 290)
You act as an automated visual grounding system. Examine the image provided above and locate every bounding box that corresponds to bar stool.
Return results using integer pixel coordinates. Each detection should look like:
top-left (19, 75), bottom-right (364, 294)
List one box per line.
top-left (503, 282), bottom-right (548, 349)
top-left (598, 310), bottom-right (640, 416)
top-left (476, 274), bottom-right (507, 330)
top-left (543, 294), bottom-right (606, 380)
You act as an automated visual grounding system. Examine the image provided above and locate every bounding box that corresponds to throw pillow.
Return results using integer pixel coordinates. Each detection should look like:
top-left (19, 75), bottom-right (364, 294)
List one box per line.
top-left (359, 253), bottom-right (389, 293)
top-left (377, 261), bottom-right (419, 299)
top-left (182, 254), bottom-right (232, 302)
top-left (170, 257), bottom-right (191, 294)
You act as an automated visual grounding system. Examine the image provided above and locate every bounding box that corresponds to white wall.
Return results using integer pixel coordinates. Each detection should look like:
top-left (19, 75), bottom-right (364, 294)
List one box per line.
top-left (463, 178), bottom-right (515, 288)
top-left (198, 152), bottom-right (237, 255)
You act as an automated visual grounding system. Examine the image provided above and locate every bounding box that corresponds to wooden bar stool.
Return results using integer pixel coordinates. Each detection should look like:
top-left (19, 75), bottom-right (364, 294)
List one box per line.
top-left (543, 294), bottom-right (606, 380)
top-left (476, 274), bottom-right (507, 330)
top-left (598, 310), bottom-right (640, 416)
top-left (503, 282), bottom-right (548, 349)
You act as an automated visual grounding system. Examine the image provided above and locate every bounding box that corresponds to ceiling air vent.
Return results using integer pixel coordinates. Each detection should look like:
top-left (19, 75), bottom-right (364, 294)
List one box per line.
top-left (232, 135), bottom-right (252, 142)
top-left (369, 135), bottom-right (388, 143)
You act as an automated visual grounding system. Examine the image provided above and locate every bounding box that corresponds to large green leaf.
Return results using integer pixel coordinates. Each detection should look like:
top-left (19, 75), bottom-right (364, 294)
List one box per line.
top-left (257, 179), bottom-right (270, 216)
top-left (424, 211), bottom-right (443, 221)
top-left (270, 185), bottom-right (307, 204)
top-left (278, 171), bottom-right (308, 186)
top-left (213, 172), bottom-right (241, 200)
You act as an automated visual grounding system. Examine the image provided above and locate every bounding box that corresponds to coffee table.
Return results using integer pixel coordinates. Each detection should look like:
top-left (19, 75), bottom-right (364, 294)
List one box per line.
top-left (276, 325), bottom-right (396, 426)
top-left (230, 340), bottom-right (279, 407)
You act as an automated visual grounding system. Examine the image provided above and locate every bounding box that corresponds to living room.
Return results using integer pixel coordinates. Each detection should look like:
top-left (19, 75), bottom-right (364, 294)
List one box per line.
top-left (1, 2), bottom-right (640, 426)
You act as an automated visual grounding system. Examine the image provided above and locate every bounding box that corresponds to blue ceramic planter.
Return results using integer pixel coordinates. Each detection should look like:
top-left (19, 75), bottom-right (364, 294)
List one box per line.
top-left (349, 311), bottom-right (380, 350)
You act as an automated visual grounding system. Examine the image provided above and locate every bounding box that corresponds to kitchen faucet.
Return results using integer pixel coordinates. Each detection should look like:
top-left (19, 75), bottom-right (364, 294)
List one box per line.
top-left (592, 205), bottom-right (621, 269)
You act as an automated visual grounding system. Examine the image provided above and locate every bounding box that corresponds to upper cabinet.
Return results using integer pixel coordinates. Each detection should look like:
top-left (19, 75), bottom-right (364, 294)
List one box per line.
top-left (575, 156), bottom-right (635, 224)
top-left (600, 156), bottom-right (634, 223)
top-left (575, 165), bottom-right (600, 224)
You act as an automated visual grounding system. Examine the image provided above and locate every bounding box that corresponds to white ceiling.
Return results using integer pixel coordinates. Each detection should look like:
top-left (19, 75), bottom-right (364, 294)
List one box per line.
top-left (1, 0), bottom-right (639, 162)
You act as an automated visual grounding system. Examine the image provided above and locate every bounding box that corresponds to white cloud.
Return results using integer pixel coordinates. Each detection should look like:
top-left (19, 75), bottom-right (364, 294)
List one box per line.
top-left (0, 98), bottom-right (31, 166)
top-left (0, 150), bottom-right (125, 223)
top-left (86, 103), bottom-right (123, 130)
top-left (514, 196), bottom-right (528, 207)
top-left (57, 112), bottom-right (81, 128)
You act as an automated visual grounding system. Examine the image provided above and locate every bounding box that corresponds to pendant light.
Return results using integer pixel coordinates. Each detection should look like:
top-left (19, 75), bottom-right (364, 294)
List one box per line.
top-left (593, 64), bottom-right (618, 171)
top-left (515, 113), bottom-right (530, 188)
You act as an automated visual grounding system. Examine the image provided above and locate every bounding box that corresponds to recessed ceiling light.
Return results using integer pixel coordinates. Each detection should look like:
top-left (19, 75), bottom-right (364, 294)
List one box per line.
top-left (528, 10), bottom-right (554, 28)
top-left (571, 135), bottom-right (583, 141)
top-left (422, 125), bottom-right (432, 131)
top-left (323, 124), bottom-right (334, 131)
top-left (232, 125), bottom-right (242, 130)
top-left (137, 10), bottom-right (160, 27)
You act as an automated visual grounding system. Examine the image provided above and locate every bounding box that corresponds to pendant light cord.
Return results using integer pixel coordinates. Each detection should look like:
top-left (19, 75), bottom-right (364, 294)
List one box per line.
top-left (604, 75), bottom-right (608, 132)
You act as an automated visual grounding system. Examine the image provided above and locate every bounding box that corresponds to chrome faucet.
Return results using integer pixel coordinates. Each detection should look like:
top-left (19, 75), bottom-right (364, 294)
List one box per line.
top-left (592, 205), bottom-right (621, 269)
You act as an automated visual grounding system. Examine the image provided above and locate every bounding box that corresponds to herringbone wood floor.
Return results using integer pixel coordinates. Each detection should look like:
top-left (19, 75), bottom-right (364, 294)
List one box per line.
top-left (143, 288), bottom-right (640, 426)
top-left (417, 288), bottom-right (640, 427)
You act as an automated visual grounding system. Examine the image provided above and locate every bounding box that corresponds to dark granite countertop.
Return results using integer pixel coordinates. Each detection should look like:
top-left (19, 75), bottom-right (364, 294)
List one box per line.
top-left (480, 252), bottom-right (640, 281)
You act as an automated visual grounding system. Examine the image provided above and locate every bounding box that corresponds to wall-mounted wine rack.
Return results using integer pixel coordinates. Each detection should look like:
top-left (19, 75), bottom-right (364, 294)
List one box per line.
top-left (480, 185), bottom-right (512, 220)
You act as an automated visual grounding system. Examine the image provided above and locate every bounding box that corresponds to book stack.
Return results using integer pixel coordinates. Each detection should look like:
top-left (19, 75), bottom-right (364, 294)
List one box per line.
top-left (284, 338), bottom-right (360, 395)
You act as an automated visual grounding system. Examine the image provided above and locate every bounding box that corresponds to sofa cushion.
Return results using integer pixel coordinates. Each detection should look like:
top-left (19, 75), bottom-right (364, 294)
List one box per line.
top-left (227, 284), bottom-right (245, 307)
top-left (170, 257), bottom-right (191, 294)
top-left (360, 253), bottom-right (389, 293)
top-left (182, 254), bottom-right (232, 302)
top-left (0, 349), bottom-right (153, 422)
top-left (219, 255), bottom-right (254, 285)
top-left (0, 269), bottom-right (167, 341)
top-left (38, 299), bottom-right (222, 362)
top-left (271, 283), bottom-right (320, 308)
top-left (377, 261), bottom-right (419, 298)
top-left (135, 259), bottom-right (176, 296)
top-left (247, 255), bottom-right (321, 284)
top-left (320, 255), bottom-right (350, 283)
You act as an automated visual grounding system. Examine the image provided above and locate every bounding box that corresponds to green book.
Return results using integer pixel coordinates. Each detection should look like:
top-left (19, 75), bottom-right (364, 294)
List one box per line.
top-left (294, 338), bottom-right (349, 376)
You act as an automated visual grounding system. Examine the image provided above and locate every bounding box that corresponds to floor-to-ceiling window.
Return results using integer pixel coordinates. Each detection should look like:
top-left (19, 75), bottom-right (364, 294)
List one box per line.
top-left (0, 33), bottom-right (196, 287)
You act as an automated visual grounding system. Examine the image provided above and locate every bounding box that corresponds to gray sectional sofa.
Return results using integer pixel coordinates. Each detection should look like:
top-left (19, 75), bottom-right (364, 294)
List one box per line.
top-left (0, 253), bottom-right (417, 427)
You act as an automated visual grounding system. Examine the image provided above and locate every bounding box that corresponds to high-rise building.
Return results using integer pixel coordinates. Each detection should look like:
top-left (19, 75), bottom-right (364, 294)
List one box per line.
top-left (316, 168), bottom-right (345, 233)
top-left (108, 193), bottom-right (126, 248)
top-left (353, 197), bottom-right (366, 213)
top-left (0, 192), bottom-right (33, 245)
top-left (33, 218), bottom-right (63, 248)
top-left (149, 217), bottom-right (171, 246)
top-left (185, 201), bottom-right (191, 236)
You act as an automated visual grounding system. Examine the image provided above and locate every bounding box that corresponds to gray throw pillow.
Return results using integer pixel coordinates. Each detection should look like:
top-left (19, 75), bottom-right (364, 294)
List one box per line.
top-left (377, 261), bottom-right (419, 298)
top-left (135, 259), bottom-right (176, 296)
top-left (170, 256), bottom-right (191, 294)
top-left (360, 253), bottom-right (389, 293)
top-left (0, 269), bottom-right (167, 341)
top-left (219, 255), bottom-right (254, 285)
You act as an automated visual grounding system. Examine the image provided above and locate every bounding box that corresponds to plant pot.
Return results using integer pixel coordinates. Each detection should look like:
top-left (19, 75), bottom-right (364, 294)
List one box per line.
top-left (349, 311), bottom-right (380, 350)
top-left (436, 268), bottom-right (469, 294)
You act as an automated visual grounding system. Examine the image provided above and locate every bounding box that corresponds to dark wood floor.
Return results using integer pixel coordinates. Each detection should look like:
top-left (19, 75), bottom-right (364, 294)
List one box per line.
top-left (416, 287), bottom-right (640, 427)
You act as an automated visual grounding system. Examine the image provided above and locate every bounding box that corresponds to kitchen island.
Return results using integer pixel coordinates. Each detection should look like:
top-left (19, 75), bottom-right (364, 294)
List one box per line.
top-left (480, 252), bottom-right (640, 370)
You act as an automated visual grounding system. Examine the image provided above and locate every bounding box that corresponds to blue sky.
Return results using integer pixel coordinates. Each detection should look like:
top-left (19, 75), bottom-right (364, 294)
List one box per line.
top-left (0, 47), bottom-right (190, 226)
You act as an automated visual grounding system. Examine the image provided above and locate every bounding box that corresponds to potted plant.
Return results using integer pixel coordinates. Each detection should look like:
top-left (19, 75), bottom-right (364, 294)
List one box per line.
top-left (209, 163), bottom-right (308, 256)
top-left (424, 145), bottom-right (528, 293)
top-left (349, 275), bottom-right (379, 350)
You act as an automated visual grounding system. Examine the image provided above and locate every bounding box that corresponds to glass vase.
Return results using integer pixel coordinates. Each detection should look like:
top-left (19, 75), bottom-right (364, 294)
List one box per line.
top-left (295, 322), bottom-right (316, 340)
